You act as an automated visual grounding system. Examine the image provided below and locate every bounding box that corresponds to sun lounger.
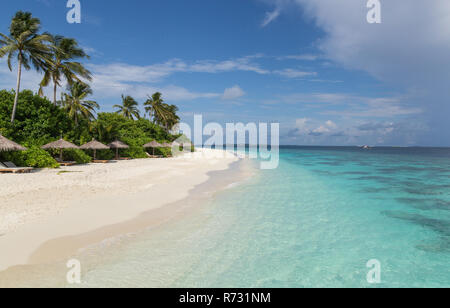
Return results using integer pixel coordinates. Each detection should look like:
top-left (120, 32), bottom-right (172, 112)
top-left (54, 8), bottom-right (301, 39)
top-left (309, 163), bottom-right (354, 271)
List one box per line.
top-left (0, 162), bottom-right (33, 174)
top-left (92, 160), bottom-right (111, 164)
top-left (146, 152), bottom-right (164, 159)
top-left (0, 162), bottom-right (14, 173)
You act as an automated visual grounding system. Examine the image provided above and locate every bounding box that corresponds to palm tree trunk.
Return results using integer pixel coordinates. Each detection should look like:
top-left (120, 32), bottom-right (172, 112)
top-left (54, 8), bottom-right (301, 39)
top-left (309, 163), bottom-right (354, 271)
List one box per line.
top-left (53, 82), bottom-right (57, 106)
top-left (11, 57), bottom-right (22, 123)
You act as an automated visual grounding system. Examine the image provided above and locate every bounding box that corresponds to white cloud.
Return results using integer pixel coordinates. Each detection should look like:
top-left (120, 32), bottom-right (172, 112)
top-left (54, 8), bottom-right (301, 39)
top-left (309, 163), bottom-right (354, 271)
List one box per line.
top-left (278, 54), bottom-right (319, 61)
top-left (312, 125), bottom-right (330, 134)
top-left (87, 56), bottom-right (269, 84)
top-left (273, 68), bottom-right (317, 78)
top-left (289, 118), bottom-right (337, 137)
top-left (326, 120), bottom-right (337, 129)
top-left (222, 85), bottom-right (245, 100)
top-left (279, 92), bottom-right (421, 118)
top-left (0, 59), bottom-right (220, 102)
top-left (291, 0), bottom-right (450, 144)
top-left (262, 9), bottom-right (281, 27)
top-left (294, 118), bottom-right (309, 131)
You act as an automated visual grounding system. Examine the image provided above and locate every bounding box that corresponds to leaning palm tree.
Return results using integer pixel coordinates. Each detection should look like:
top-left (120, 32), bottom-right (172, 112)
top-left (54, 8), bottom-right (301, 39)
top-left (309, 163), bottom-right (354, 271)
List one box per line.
top-left (164, 104), bottom-right (180, 132)
top-left (61, 82), bottom-right (99, 126)
top-left (39, 34), bottom-right (92, 105)
top-left (114, 95), bottom-right (140, 120)
top-left (0, 11), bottom-right (52, 123)
top-left (144, 92), bottom-right (168, 124)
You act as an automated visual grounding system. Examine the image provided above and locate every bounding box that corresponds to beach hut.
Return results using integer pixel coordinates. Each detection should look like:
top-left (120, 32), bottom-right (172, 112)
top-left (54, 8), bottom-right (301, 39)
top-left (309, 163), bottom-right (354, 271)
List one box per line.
top-left (80, 139), bottom-right (109, 161)
top-left (0, 134), bottom-right (27, 152)
top-left (108, 140), bottom-right (129, 160)
top-left (41, 138), bottom-right (79, 162)
top-left (143, 140), bottom-right (163, 156)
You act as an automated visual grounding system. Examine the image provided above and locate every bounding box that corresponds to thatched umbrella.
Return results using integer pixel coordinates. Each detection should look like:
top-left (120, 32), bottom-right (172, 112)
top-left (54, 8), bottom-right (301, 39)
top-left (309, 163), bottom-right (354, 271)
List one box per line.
top-left (41, 138), bottom-right (79, 161)
top-left (80, 139), bottom-right (109, 160)
top-left (143, 140), bottom-right (163, 156)
top-left (108, 140), bottom-right (129, 160)
top-left (0, 134), bottom-right (27, 152)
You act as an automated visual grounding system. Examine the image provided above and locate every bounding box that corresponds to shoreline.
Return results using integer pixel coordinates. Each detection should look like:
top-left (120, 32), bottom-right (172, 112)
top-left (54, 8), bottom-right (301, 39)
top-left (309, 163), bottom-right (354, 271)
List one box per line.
top-left (0, 148), bottom-right (247, 275)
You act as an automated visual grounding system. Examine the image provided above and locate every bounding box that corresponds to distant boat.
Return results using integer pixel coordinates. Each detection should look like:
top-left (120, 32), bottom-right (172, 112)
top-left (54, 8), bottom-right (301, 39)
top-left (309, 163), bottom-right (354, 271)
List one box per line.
top-left (361, 145), bottom-right (371, 150)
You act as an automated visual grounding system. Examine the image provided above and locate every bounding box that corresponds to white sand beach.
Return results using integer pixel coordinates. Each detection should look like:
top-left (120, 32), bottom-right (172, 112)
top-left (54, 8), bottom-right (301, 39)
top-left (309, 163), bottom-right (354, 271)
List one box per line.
top-left (0, 148), bottom-right (240, 272)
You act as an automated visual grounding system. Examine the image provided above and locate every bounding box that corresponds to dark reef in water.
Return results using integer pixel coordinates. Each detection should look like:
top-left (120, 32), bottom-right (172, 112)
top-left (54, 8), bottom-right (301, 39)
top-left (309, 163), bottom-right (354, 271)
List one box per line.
top-left (382, 210), bottom-right (450, 253)
top-left (382, 211), bottom-right (450, 236)
top-left (416, 238), bottom-right (450, 253)
top-left (397, 198), bottom-right (450, 211)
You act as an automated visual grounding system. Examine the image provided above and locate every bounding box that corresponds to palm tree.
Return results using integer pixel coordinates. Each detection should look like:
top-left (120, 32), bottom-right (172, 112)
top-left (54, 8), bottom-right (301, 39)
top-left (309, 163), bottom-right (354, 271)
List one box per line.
top-left (164, 104), bottom-right (180, 132)
top-left (144, 92), bottom-right (167, 124)
top-left (39, 34), bottom-right (92, 105)
top-left (61, 82), bottom-right (99, 126)
top-left (0, 11), bottom-right (52, 123)
top-left (144, 93), bottom-right (180, 132)
top-left (114, 95), bottom-right (140, 120)
top-left (90, 121), bottom-right (114, 143)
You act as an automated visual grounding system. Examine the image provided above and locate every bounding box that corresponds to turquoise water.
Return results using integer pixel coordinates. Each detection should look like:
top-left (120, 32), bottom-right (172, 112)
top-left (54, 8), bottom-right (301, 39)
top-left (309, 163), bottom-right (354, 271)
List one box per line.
top-left (76, 147), bottom-right (450, 287)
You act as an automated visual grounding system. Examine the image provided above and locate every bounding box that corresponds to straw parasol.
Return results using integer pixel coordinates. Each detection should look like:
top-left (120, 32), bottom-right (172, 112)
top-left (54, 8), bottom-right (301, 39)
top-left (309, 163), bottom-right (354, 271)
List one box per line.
top-left (80, 139), bottom-right (109, 160)
top-left (41, 138), bottom-right (79, 161)
top-left (162, 142), bottom-right (172, 148)
top-left (0, 134), bottom-right (27, 152)
top-left (108, 140), bottom-right (129, 160)
top-left (143, 140), bottom-right (163, 156)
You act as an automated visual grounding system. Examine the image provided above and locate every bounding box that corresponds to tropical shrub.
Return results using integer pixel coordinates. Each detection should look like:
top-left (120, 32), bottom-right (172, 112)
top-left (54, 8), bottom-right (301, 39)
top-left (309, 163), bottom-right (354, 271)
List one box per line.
top-left (0, 90), bottom-right (75, 144)
top-left (0, 146), bottom-right (59, 168)
top-left (62, 149), bottom-right (92, 164)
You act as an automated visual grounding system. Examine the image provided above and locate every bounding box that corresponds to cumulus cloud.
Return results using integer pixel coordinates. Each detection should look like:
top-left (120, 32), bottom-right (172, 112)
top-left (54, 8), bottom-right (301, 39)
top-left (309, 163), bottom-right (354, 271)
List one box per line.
top-left (291, 0), bottom-right (450, 145)
top-left (222, 85), bottom-right (245, 100)
top-left (288, 118), bottom-right (339, 138)
top-left (325, 120), bottom-right (337, 129)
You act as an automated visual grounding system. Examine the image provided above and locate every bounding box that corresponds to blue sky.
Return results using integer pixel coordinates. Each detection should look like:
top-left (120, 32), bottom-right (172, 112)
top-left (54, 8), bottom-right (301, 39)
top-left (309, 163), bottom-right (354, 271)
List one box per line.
top-left (1, 0), bottom-right (449, 146)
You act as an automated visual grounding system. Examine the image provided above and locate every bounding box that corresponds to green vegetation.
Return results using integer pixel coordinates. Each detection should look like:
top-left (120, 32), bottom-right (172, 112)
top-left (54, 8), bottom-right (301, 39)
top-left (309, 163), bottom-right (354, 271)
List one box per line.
top-left (0, 145), bottom-right (59, 168)
top-left (0, 11), bottom-right (185, 168)
top-left (0, 89), bottom-right (181, 167)
top-left (145, 92), bottom-right (180, 132)
top-left (61, 82), bottom-right (99, 126)
top-left (114, 95), bottom-right (141, 120)
top-left (38, 34), bottom-right (92, 105)
top-left (0, 12), bottom-right (53, 123)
